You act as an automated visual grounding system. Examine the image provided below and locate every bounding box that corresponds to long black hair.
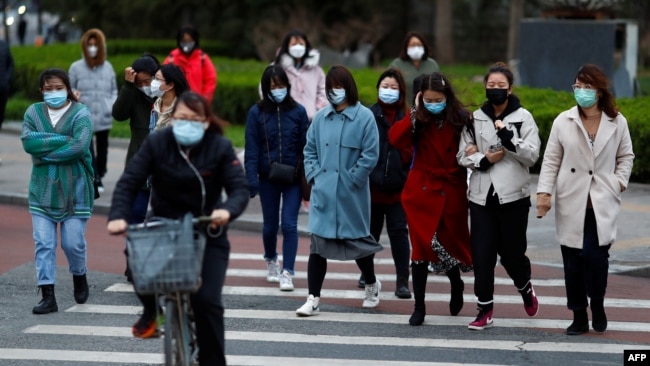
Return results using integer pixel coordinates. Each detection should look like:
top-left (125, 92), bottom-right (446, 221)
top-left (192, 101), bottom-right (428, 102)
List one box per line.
top-left (257, 64), bottom-right (297, 112)
top-left (159, 64), bottom-right (190, 96)
top-left (414, 72), bottom-right (469, 134)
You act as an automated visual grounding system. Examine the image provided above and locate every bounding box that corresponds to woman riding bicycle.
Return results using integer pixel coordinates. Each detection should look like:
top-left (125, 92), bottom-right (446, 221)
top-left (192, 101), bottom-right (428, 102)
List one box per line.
top-left (107, 91), bottom-right (249, 365)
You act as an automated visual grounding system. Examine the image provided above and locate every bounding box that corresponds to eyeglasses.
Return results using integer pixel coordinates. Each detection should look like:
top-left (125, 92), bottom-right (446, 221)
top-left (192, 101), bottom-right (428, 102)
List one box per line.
top-left (571, 84), bottom-right (594, 91)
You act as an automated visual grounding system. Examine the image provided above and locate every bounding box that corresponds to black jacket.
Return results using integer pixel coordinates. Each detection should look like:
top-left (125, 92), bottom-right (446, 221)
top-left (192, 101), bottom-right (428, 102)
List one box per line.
top-left (109, 127), bottom-right (249, 232)
top-left (368, 103), bottom-right (409, 193)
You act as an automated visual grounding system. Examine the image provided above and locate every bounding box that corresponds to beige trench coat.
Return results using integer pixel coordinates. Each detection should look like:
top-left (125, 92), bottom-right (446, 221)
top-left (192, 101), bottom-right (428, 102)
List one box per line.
top-left (537, 106), bottom-right (634, 248)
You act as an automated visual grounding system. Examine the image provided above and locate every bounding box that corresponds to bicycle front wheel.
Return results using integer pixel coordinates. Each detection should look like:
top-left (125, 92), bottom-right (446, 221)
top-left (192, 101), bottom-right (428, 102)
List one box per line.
top-left (165, 297), bottom-right (190, 365)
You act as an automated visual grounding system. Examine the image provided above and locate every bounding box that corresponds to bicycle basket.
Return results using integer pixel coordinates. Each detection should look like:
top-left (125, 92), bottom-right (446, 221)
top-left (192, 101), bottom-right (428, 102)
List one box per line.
top-left (126, 214), bottom-right (206, 294)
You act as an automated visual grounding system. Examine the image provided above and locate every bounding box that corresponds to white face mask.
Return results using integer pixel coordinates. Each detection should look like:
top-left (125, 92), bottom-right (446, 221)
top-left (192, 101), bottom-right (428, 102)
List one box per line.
top-left (87, 45), bottom-right (98, 58)
top-left (289, 44), bottom-right (306, 59)
top-left (150, 79), bottom-right (166, 98)
top-left (407, 46), bottom-right (425, 61)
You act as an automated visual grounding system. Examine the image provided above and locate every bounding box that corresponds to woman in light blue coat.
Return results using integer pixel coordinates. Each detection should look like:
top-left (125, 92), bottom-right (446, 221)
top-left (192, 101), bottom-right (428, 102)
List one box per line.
top-left (296, 65), bottom-right (382, 316)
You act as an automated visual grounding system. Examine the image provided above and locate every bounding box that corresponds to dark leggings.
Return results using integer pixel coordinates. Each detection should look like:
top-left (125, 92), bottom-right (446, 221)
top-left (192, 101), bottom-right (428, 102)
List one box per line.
top-left (308, 253), bottom-right (376, 297)
top-left (561, 208), bottom-right (610, 311)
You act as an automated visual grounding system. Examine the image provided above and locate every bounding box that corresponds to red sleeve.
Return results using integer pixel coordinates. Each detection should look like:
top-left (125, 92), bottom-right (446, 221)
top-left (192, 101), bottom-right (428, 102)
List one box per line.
top-left (202, 54), bottom-right (217, 103)
top-left (388, 111), bottom-right (414, 150)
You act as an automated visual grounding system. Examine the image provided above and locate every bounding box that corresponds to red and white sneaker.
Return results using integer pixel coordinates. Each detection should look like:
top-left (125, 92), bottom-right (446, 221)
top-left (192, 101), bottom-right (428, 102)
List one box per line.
top-left (520, 282), bottom-right (539, 317)
top-left (468, 307), bottom-right (493, 330)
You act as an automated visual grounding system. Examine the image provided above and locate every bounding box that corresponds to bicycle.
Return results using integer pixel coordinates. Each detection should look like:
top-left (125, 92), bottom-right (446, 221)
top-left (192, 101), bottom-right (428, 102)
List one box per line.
top-left (125, 213), bottom-right (221, 366)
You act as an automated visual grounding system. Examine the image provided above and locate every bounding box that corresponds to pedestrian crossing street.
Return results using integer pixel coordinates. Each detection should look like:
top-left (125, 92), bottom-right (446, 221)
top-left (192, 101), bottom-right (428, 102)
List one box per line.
top-left (2, 251), bottom-right (650, 365)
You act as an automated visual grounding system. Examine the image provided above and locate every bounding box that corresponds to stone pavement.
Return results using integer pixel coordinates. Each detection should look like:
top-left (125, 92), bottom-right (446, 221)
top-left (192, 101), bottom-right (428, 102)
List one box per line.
top-left (1, 121), bottom-right (649, 277)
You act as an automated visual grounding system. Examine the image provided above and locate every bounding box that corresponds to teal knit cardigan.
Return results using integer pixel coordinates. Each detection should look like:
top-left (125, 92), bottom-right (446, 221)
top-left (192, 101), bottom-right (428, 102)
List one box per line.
top-left (21, 101), bottom-right (95, 221)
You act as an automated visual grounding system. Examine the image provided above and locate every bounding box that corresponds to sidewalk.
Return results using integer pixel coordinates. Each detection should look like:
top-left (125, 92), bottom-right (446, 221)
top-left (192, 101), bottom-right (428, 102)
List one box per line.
top-left (2, 120), bottom-right (649, 278)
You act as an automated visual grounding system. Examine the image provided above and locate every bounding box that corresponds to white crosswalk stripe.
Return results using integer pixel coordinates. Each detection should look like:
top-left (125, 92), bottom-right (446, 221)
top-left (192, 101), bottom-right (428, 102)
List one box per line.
top-left (3, 250), bottom-right (650, 365)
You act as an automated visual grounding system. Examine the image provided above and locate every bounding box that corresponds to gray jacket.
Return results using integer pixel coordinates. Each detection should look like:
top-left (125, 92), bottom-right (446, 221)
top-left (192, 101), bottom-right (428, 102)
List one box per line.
top-left (68, 29), bottom-right (117, 132)
top-left (457, 107), bottom-right (540, 205)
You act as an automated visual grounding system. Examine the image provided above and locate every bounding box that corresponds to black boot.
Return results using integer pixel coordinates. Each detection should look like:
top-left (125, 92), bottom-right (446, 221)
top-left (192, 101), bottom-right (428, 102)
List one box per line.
top-left (33, 285), bottom-right (58, 314)
top-left (357, 274), bottom-right (365, 288)
top-left (446, 265), bottom-right (464, 316)
top-left (73, 274), bottom-right (89, 304)
top-left (591, 299), bottom-right (607, 332)
top-left (395, 274), bottom-right (412, 299)
top-left (409, 262), bottom-right (429, 326)
top-left (566, 308), bottom-right (589, 335)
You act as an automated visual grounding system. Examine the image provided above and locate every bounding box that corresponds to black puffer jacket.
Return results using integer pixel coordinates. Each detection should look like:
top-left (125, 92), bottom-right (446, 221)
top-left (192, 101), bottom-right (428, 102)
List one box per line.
top-left (368, 103), bottom-right (409, 193)
top-left (109, 127), bottom-right (249, 236)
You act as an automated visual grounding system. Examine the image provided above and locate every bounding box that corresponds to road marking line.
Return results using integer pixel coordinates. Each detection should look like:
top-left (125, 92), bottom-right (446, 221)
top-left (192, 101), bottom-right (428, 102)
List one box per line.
top-left (21, 327), bottom-right (650, 354)
top-left (103, 283), bottom-right (650, 309)
top-left (0, 348), bottom-right (161, 363)
top-left (63, 306), bottom-right (650, 333)
top-left (0, 348), bottom-right (498, 366)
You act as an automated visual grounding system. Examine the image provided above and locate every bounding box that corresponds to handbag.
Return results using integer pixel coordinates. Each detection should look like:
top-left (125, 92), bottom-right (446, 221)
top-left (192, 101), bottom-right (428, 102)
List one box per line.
top-left (263, 111), bottom-right (296, 185)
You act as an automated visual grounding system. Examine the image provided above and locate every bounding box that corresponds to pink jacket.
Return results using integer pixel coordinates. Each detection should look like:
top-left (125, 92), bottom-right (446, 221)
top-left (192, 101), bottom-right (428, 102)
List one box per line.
top-left (278, 50), bottom-right (328, 120)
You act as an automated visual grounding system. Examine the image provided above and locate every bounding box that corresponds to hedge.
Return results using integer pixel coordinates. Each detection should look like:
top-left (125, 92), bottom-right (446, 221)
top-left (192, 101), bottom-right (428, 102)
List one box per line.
top-left (6, 42), bottom-right (650, 182)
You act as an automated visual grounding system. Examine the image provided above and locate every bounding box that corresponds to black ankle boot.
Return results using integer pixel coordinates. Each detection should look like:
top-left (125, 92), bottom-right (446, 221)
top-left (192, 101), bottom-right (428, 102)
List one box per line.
top-left (446, 266), bottom-right (464, 316)
top-left (591, 299), bottom-right (607, 332)
top-left (395, 274), bottom-right (412, 299)
top-left (409, 262), bottom-right (429, 326)
top-left (33, 285), bottom-right (58, 314)
top-left (566, 309), bottom-right (589, 335)
top-left (73, 274), bottom-right (89, 304)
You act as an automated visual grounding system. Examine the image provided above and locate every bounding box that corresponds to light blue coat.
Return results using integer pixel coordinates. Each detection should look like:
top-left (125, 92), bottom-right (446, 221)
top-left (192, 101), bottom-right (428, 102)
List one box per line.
top-left (304, 102), bottom-right (379, 239)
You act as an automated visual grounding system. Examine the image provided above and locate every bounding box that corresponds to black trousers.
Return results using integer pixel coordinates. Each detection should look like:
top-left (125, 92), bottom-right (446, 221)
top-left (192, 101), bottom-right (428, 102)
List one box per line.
top-left (470, 200), bottom-right (532, 303)
top-left (92, 130), bottom-right (110, 179)
top-left (370, 201), bottom-right (410, 278)
top-left (137, 235), bottom-right (230, 366)
top-left (561, 208), bottom-right (610, 311)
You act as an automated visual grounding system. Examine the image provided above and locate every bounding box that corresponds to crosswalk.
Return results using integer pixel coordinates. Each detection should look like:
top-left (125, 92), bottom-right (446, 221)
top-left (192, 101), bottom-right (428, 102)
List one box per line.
top-left (2, 248), bottom-right (650, 365)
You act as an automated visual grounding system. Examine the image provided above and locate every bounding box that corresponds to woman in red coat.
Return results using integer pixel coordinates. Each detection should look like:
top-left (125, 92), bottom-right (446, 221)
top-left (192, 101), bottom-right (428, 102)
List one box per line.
top-left (388, 72), bottom-right (472, 326)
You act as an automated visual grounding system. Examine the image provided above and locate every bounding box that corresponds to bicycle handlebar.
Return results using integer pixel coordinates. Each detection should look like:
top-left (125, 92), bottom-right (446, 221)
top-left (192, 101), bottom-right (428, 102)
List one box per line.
top-left (127, 216), bottom-right (214, 231)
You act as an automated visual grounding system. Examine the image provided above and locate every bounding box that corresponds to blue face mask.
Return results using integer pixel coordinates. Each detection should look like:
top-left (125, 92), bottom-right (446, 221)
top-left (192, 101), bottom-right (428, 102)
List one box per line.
top-left (574, 88), bottom-right (597, 108)
top-left (327, 88), bottom-right (346, 105)
top-left (172, 119), bottom-right (206, 146)
top-left (423, 100), bottom-right (446, 115)
top-left (269, 88), bottom-right (287, 103)
top-left (43, 90), bottom-right (68, 108)
top-left (378, 88), bottom-right (399, 104)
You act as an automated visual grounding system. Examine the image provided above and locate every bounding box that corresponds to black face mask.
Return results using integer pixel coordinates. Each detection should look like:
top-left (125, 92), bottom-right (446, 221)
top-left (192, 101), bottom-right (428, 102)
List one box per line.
top-left (486, 88), bottom-right (509, 106)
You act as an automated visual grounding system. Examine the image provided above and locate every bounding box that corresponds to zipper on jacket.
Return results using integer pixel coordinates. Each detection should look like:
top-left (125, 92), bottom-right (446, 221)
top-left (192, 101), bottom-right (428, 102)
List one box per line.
top-left (277, 106), bottom-right (282, 164)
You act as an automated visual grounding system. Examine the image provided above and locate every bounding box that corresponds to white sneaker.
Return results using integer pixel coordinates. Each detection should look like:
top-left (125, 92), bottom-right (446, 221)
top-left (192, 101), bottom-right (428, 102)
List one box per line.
top-left (266, 259), bottom-right (280, 283)
top-left (279, 270), bottom-right (294, 291)
top-left (362, 279), bottom-right (381, 308)
top-left (296, 295), bottom-right (320, 316)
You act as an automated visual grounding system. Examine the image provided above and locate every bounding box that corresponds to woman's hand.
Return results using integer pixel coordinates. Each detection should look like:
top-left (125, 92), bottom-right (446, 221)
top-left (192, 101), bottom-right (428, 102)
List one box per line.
top-left (107, 219), bottom-right (128, 235)
top-left (414, 91), bottom-right (421, 108)
top-left (465, 143), bottom-right (477, 156)
top-left (485, 147), bottom-right (505, 163)
top-left (494, 119), bottom-right (505, 130)
top-left (210, 209), bottom-right (231, 229)
top-left (124, 67), bottom-right (136, 83)
top-left (536, 193), bottom-right (552, 218)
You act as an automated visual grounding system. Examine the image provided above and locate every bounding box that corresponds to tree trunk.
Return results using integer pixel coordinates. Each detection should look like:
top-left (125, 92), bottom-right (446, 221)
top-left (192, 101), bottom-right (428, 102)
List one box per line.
top-left (435, 0), bottom-right (454, 64)
top-left (507, 0), bottom-right (525, 61)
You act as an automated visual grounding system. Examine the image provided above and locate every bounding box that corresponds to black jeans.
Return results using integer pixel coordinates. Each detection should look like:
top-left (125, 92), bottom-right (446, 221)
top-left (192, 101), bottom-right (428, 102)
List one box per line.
top-left (137, 234), bottom-right (230, 366)
top-left (561, 208), bottom-right (610, 311)
top-left (370, 201), bottom-right (410, 278)
top-left (92, 130), bottom-right (110, 179)
top-left (469, 200), bottom-right (532, 303)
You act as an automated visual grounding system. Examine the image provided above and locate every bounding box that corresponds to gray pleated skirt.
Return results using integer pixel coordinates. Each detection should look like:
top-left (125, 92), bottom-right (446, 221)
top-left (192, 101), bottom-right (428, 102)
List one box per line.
top-left (310, 234), bottom-right (383, 260)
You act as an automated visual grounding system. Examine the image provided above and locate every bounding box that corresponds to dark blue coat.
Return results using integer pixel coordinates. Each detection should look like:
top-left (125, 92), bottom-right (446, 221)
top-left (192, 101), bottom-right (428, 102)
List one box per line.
top-left (244, 103), bottom-right (309, 196)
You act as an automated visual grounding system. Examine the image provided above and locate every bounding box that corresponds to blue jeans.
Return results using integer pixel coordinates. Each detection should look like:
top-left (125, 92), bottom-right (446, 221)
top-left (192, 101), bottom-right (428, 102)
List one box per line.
top-left (32, 214), bottom-right (88, 286)
top-left (258, 178), bottom-right (301, 274)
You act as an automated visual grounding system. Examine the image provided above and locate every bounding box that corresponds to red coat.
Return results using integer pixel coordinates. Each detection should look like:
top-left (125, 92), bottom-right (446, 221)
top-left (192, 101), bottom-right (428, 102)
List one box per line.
top-left (388, 112), bottom-right (472, 265)
top-left (164, 48), bottom-right (217, 103)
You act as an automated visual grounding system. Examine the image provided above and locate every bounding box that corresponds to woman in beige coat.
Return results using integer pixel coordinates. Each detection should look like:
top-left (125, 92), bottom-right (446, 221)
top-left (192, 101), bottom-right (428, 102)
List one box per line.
top-left (536, 64), bottom-right (634, 336)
